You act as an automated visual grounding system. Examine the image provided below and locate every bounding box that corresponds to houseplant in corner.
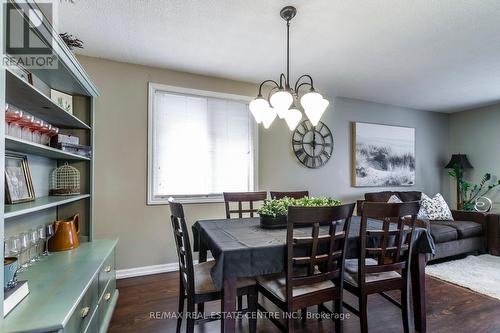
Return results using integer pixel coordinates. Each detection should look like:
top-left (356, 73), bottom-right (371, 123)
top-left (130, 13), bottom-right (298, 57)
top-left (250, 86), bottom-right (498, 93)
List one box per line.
top-left (448, 171), bottom-right (500, 211)
top-left (257, 197), bottom-right (341, 228)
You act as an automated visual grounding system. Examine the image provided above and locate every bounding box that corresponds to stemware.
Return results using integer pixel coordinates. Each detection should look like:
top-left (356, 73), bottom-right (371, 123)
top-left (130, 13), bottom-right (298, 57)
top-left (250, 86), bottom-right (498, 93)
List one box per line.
top-left (39, 121), bottom-right (52, 145)
top-left (37, 225), bottom-right (46, 257)
top-left (44, 223), bottom-right (55, 256)
top-left (29, 229), bottom-right (40, 263)
top-left (7, 236), bottom-right (21, 260)
top-left (19, 232), bottom-right (30, 269)
top-left (31, 118), bottom-right (43, 144)
top-left (18, 113), bottom-right (35, 142)
top-left (6, 104), bottom-right (23, 138)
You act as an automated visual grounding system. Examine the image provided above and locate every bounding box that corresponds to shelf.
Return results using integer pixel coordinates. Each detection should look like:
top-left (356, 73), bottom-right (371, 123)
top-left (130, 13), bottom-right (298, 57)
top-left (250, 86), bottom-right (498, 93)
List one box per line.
top-left (6, 136), bottom-right (90, 161)
top-left (5, 194), bottom-right (91, 219)
top-left (6, 70), bottom-right (91, 129)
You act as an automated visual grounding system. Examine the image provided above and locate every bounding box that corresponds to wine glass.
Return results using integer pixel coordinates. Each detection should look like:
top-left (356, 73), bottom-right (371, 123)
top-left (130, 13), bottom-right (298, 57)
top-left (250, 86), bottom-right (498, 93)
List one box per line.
top-left (19, 232), bottom-right (30, 269)
top-left (19, 113), bottom-right (35, 142)
top-left (44, 224), bottom-right (55, 256)
top-left (6, 105), bottom-right (23, 138)
top-left (37, 225), bottom-right (46, 258)
top-left (29, 229), bottom-right (39, 263)
top-left (31, 118), bottom-right (43, 144)
top-left (39, 121), bottom-right (52, 145)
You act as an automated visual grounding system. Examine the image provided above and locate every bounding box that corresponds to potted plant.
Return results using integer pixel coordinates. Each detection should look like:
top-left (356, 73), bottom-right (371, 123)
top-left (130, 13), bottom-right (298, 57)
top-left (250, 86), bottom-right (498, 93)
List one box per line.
top-left (257, 197), bottom-right (341, 229)
top-left (448, 171), bottom-right (500, 211)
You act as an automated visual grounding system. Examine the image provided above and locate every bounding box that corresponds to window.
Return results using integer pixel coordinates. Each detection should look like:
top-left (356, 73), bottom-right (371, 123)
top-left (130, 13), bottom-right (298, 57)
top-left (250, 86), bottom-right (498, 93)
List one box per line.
top-left (147, 83), bottom-right (257, 204)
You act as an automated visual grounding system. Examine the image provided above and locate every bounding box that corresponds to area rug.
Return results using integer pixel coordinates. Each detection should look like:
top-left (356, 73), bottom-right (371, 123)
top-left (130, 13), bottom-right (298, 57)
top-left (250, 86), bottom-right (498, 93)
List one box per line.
top-left (425, 255), bottom-right (500, 300)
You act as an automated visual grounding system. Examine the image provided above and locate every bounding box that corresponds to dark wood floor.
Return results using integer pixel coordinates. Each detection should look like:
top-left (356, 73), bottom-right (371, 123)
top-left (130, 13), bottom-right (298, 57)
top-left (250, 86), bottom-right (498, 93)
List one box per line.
top-left (109, 272), bottom-right (500, 333)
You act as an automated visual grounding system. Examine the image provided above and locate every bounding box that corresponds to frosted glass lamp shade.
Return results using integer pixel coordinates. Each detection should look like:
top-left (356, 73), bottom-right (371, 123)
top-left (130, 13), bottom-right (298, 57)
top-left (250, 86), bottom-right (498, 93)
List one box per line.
top-left (249, 97), bottom-right (269, 124)
top-left (270, 90), bottom-right (293, 118)
top-left (301, 92), bottom-right (329, 126)
top-left (284, 108), bottom-right (302, 130)
top-left (261, 107), bottom-right (277, 129)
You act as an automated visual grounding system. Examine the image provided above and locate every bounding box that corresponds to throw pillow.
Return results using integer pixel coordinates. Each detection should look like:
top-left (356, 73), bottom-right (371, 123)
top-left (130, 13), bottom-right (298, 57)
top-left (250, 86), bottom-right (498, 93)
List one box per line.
top-left (387, 195), bottom-right (403, 203)
top-left (417, 193), bottom-right (430, 219)
top-left (420, 193), bottom-right (453, 220)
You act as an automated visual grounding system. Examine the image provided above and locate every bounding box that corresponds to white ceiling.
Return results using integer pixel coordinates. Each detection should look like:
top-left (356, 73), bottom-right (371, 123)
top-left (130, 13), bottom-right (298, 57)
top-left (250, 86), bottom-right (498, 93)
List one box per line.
top-left (58, 0), bottom-right (500, 112)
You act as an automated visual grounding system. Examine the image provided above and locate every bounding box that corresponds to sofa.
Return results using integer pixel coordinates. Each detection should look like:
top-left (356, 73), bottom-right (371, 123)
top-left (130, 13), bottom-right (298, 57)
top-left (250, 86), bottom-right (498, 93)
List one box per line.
top-left (357, 191), bottom-right (488, 261)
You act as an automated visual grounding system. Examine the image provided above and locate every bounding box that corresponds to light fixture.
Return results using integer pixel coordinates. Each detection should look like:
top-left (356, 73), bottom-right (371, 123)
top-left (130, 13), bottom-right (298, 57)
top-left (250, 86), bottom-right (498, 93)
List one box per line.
top-left (250, 6), bottom-right (330, 130)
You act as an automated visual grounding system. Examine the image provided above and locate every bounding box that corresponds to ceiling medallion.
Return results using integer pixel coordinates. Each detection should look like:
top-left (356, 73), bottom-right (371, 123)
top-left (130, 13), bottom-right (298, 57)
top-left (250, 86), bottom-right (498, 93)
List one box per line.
top-left (249, 6), bottom-right (330, 130)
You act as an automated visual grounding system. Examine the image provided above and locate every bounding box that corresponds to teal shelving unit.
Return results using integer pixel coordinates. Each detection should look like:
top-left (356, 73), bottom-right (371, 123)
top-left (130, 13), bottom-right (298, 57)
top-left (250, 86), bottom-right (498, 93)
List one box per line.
top-left (1, 1), bottom-right (118, 331)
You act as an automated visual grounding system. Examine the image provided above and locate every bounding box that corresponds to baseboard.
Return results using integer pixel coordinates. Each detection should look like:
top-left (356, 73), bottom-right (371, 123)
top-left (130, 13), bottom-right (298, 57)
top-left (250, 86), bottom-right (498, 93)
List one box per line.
top-left (116, 260), bottom-right (198, 279)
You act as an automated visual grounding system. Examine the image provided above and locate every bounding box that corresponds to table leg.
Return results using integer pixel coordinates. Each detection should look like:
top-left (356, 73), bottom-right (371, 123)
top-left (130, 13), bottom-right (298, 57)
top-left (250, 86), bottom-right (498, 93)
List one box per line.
top-left (411, 252), bottom-right (427, 333)
top-left (222, 278), bottom-right (237, 333)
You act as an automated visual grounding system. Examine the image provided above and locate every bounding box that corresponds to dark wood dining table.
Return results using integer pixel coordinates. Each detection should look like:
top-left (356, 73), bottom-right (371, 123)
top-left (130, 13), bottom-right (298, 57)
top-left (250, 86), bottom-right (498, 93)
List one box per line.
top-left (193, 217), bottom-right (435, 333)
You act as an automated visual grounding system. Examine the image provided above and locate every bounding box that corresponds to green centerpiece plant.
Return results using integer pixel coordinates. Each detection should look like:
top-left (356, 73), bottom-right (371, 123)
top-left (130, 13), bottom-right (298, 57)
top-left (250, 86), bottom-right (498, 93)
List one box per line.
top-left (257, 197), bottom-right (341, 228)
top-left (448, 170), bottom-right (500, 211)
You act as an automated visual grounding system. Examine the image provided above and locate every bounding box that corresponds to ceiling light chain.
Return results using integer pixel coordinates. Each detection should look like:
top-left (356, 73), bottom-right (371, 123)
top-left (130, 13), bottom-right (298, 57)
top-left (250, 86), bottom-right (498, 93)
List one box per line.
top-left (249, 6), bottom-right (330, 130)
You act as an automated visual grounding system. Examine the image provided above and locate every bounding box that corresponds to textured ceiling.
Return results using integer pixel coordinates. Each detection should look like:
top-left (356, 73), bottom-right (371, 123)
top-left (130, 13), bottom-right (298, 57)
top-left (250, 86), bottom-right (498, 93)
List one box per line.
top-left (58, 0), bottom-right (500, 112)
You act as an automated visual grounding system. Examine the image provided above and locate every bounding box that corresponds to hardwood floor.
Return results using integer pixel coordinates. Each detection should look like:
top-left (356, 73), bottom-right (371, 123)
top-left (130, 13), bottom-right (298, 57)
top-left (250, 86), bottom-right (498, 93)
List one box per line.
top-left (109, 272), bottom-right (500, 333)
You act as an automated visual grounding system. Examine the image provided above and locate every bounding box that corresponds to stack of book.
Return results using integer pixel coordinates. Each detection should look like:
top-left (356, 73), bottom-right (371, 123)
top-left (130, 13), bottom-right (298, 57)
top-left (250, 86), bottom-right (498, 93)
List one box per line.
top-left (4, 280), bottom-right (29, 316)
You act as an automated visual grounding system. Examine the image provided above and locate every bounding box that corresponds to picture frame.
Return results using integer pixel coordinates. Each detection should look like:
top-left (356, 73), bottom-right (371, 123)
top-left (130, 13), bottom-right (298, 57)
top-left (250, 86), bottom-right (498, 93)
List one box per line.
top-left (351, 122), bottom-right (415, 187)
top-left (5, 153), bottom-right (35, 204)
top-left (50, 89), bottom-right (73, 114)
top-left (6, 56), bottom-right (33, 85)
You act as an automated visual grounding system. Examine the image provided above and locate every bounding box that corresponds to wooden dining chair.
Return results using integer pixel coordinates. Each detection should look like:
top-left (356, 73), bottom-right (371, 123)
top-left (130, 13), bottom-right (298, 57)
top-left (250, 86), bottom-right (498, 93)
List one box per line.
top-left (270, 191), bottom-right (309, 200)
top-left (257, 203), bottom-right (356, 333)
top-left (343, 201), bottom-right (420, 333)
top-left (169, 201), bottom-right (258, 333)
top-left (223, 191), bottom-right (267, 218)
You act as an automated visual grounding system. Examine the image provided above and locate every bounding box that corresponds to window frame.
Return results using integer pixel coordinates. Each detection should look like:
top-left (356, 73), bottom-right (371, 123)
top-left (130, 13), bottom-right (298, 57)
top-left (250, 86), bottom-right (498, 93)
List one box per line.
top-left (147, 82), bottom-right (259, 205)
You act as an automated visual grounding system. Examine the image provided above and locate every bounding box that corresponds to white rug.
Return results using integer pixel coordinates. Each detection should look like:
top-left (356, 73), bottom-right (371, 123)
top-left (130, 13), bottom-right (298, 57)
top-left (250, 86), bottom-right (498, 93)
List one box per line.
top-left (426, 255), bottom-right (500, 301)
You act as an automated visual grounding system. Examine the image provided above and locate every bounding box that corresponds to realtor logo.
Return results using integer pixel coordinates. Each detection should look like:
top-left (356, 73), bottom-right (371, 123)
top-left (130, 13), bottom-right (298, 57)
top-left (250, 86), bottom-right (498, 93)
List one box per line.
top-left (4, 0), bottom-right (57, 69)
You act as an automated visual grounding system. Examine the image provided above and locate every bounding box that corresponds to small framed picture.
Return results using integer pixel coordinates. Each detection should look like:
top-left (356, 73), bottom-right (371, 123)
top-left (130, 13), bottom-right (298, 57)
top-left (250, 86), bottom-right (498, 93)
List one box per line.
top-left (5, 153), bottom-right (35, 204)
top-left (6, 56), bottom-right (33, 85)
top-left (50, 89), bottom-right (73, 114)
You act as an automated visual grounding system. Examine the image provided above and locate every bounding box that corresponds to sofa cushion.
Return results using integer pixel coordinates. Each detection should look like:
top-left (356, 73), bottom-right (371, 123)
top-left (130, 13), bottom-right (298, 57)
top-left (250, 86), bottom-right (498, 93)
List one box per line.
top-left (397, 191), bottom-right (422, 202)
top-left (420, 193), bottom-right (453, 220)
top-left (365, 191), bottom-right (396, 202)
top-left (430, 223), bottom-right (458, 243)
top-left (433, 221), bottom-right (483, 239)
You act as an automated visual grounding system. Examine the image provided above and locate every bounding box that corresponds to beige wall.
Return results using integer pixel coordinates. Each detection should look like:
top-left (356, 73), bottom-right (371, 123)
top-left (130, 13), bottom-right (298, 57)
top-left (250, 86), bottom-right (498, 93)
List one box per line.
top-left (79, 55), bottom-right (451, 271)
top-left (449, 103), bottom-right (500, 211)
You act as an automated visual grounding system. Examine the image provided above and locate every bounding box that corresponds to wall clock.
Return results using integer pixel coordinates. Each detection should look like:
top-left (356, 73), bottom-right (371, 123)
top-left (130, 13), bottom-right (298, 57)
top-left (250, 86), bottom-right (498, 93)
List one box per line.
top-left (292, 120), bottom-right (334, 169)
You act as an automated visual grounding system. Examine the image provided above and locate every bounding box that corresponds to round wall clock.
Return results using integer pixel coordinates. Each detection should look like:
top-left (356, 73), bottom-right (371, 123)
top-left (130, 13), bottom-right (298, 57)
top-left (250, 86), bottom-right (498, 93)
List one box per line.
top-left (292, 120), bottom-right (334, 169)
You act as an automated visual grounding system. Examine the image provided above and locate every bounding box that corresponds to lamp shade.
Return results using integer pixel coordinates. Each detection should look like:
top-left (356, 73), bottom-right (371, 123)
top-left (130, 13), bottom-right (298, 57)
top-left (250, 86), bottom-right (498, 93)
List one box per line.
top-left (445, 154), bottom-right (473, 169)
top-left (270, 90), bottom-right (293, 118)
top-left (261, 106), bottom-right (277, 129)
top-left (301, 91), bottom-right (329, 126)
top-left (249, 97), bottom-right (269, 124)
top-left (284, 107), bottom-right (302, 130)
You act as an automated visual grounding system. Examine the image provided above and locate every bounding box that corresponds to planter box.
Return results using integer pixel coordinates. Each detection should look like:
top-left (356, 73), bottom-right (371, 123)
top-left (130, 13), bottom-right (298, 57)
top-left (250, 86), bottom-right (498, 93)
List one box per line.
top-left (259, 215), bottom-right (287, 229)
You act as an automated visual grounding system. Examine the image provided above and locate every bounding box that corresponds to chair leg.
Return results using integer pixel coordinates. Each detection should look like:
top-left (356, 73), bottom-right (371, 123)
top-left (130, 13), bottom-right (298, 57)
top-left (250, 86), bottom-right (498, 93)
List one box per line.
top-left (248, 290), bottom-right (257, 333)
top-left (287, 316), bottom-right (294, 333)
top-left (359, 294), bottom-right (368, 333)
top-left (177, 284), bottom-right (185, 333)
top-left (301, 307), bottom-right (307, 322)
top-left (401, 286), bottom-right (411, 333)
top-left (186, 300), bottom-right (195, 333)
top-left (238, 295), bottom-right (243, 311)
top-left (335, 298), bottom-right (343, 333)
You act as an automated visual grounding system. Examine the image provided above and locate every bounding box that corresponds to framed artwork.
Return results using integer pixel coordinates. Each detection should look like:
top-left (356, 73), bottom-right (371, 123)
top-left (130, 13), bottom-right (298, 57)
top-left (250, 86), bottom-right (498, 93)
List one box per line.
top-left (6, 56), bottom-right (33, 85)
top-left (5, 153), bottom-right (35, 204)
top-left (352, 122), bottom-right (415, 187)
top-left (50, 89), bottom-right (73, 114)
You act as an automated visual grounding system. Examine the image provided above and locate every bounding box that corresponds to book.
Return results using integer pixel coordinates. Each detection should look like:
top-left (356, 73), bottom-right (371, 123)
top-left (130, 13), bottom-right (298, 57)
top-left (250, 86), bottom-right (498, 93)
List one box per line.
top-left (4, 280), bottom-right (29, 316)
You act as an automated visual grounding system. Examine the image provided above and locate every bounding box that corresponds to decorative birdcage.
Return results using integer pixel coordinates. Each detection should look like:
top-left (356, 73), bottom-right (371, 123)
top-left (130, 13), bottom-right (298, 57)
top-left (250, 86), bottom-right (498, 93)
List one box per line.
top-left (49, 163), bottom-right (80, 196)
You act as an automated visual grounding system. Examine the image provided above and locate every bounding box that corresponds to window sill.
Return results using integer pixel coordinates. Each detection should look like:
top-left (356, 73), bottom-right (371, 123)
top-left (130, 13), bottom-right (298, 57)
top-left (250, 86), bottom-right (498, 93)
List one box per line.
top-left (148, 196), bottom-right (225, 205)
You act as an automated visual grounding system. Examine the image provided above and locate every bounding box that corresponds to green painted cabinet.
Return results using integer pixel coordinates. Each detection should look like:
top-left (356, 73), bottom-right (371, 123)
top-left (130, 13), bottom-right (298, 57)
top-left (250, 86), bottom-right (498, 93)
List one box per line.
top-left (2, 239), bottom-right (119, 333)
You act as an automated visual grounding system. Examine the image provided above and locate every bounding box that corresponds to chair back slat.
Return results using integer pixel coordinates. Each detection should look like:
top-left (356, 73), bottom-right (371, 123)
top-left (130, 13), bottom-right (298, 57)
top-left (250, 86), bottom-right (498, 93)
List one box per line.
top-left (223, 191), bottom-right (267, 218)
top-left (285, 203), bottom-right (355, 302)
top-left (169, 201), bottom-right (195, 294)
top-left (270, 191), bottom-right (309, 200)
top-left (357, 201), bottom-right (420, 285)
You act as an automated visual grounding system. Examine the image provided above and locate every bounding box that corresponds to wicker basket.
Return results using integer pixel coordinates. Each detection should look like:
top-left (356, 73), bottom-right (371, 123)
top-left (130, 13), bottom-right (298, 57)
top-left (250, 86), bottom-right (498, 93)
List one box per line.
top-left (49, 163), bottom-right (80, 196)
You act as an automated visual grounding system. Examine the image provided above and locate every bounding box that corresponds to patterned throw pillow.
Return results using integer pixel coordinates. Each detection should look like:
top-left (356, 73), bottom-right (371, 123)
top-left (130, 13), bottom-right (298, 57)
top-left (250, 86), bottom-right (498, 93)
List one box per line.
top-left (420, 193), bottom-right (453, 220)
top-left (387, 195), bottom-right (403, 203)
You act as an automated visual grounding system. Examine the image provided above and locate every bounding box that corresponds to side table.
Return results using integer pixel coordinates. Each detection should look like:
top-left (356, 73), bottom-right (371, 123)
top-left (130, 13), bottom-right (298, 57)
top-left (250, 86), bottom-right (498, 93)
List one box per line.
top-left (488, 214), bottom-right (500, 256)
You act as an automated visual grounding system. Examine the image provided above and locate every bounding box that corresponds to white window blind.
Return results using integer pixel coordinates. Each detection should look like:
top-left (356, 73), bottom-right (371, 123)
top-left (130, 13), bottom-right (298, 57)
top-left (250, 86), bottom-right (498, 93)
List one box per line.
top-left (148, 84), bottom-right (256, 204)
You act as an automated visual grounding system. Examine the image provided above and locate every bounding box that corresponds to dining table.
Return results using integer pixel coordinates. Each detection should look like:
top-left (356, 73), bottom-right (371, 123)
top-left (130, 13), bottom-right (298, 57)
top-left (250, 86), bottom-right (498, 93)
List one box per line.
top-left (192, 216), bottom-right (435, 333)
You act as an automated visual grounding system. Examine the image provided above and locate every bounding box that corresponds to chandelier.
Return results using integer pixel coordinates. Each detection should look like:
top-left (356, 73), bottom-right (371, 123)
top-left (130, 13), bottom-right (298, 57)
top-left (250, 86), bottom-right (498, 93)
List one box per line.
top-left (249, 6), bottom-right (330, 130)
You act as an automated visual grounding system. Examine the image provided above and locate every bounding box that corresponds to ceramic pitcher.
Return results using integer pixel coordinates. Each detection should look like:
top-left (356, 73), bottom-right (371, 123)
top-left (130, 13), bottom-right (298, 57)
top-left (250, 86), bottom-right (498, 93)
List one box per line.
top-left (48, 213), bottom-right (80, 251)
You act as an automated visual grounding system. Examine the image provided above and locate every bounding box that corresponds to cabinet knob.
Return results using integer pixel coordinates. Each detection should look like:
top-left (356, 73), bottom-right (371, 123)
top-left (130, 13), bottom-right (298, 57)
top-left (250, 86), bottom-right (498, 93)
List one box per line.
top-left (104, 265), bottom-right (112, 273)
top-left (104, 292), bottom-right (111, 301)
top-left (80, 306), bottom-right (90, 318)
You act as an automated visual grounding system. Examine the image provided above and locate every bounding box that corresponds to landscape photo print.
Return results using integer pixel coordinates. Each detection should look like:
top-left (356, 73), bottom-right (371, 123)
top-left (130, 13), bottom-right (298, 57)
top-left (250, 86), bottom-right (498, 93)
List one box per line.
top-left (352, 122), bottom-right (415, 187)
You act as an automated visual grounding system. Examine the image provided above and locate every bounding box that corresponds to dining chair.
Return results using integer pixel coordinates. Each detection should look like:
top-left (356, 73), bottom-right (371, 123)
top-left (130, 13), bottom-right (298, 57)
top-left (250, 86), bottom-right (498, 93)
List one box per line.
top-left (223, 191), bottom-right (267, 218)
top-left (342, 201), bottom-right (420, 333)
top-left (270, 191), bottom-right (309, 200)
top-left (169, 201), bottom-right (258, 333)
top-left (257, 203), bottom-right (356, 333)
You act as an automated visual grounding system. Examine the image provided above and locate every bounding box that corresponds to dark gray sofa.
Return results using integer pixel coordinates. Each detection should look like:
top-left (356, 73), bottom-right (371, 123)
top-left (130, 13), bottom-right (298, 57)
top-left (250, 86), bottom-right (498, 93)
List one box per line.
top-left (357, 191), bottom-right (487, 261)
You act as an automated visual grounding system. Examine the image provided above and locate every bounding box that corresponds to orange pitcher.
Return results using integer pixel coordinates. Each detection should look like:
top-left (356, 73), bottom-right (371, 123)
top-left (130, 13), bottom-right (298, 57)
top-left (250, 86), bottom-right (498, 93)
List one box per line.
top-left (48, 213), bottom-right (80, 251)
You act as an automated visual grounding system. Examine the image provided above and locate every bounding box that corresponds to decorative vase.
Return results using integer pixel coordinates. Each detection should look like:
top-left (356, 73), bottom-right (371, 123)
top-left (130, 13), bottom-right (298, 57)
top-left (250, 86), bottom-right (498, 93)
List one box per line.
top-left (259, 215), bottom-right (287, 229)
